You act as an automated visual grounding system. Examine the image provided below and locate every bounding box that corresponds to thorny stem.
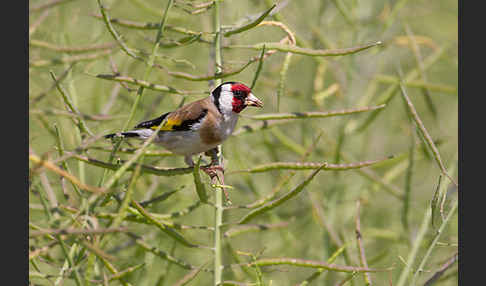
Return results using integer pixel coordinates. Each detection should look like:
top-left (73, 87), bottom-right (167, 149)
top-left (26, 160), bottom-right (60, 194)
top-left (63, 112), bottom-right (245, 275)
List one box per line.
top-left (213, 1), bottom-right (224, 285)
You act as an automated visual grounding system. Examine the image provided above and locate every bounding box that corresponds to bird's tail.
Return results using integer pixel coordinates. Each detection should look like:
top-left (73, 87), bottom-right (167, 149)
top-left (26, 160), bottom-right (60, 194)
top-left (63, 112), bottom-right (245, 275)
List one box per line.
top-left (104, 129), bottom-right (155, 140)
top-left (104, 131), bottom-right (144, 139)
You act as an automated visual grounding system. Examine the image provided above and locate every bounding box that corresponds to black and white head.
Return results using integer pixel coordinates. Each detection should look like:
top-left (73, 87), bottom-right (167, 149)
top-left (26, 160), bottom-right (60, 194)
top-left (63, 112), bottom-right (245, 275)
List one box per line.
top-left (211, 82), bottom-right (263, 117)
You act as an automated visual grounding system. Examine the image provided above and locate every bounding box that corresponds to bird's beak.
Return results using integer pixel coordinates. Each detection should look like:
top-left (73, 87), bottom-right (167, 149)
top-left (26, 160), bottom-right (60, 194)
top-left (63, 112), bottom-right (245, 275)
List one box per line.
top-left (245, 93), bottom-right (263, 108)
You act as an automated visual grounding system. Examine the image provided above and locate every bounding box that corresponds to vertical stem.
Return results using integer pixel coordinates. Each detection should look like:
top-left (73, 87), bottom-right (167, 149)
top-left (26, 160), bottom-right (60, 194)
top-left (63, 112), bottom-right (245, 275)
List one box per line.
top-left (396, 161), bottom-right (456, 286)
top-left (396, 207), bottom-right (432, 286)
top-left (213, 4), bottom-right (222, 84)
top-left (410, 198), bottom-right (458, 285)
top-left (277, 52), bottom-right (292, 112)
top-left (214, 179), bottom-right (223, 285)
top-left (122, 0), bottom-right (173, 130)
top-left (402, 120), bottom-right (416, 232)
top-left (213, 1), bottom-right (223, 285)
top-left (57, 237), bottom-right (84, 286)
top-left (355, 201), bottom-right (372, 285)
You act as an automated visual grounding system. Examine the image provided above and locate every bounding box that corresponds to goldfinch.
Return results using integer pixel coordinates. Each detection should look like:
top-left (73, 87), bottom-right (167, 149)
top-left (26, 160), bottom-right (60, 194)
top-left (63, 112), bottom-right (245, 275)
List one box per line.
top-left (105, 81), bottom-right (263, 172)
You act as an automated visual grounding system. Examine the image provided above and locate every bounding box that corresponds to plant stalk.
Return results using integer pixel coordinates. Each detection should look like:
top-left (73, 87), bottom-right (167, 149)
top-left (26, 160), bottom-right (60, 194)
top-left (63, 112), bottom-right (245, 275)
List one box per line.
top-left (213, 1), bottom-right (223, 285)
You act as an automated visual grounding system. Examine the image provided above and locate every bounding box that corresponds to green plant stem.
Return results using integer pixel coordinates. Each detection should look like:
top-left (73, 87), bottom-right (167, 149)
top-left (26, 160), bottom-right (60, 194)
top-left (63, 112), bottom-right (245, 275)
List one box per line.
top-left (193, 157), bottom-right (208, 203)
top-left (226, 41), bottom-right (382, 57)
top-left (213, 1), bottom-right (224, 285)
top-left (224, 4), bottom-right (276, 36)
top-left (396, 208), bottom-right (432, 286)
top-left (374, 74), bottom-right (456, 94)
top-left (166, 60), bottom-right (255, 81)
top-left (356, 201), bottom-right (372, 285)
top-left (122, 0), bottom-right (173, 130)
top-left (248, 104), bottom-right (386, 120)
top-left (396, 161), bottom-right (456, 286)
top-left (231, 157), bottom-right (391, 174)
top-left (277, 51), bottom-right (292, 112)
top-left (297, 245), bottom-right (347, 285)
top-left (96, 0), bottom-right (142, 61)
top-left (30, 49), bottom-right (113, 67)
top-left (29, 153), bottom-right (105, 193)
top-left (410, 198), bottom-right (458, 285)
top-left (102, 125), bottom-right (164, 190)
top-left (399, 83), bottom-right (457, 186)
top-left (95, 74), bottom-right (205, 95)
top-left (134, 239), bottom-right (202, 271)
top-left (110, 161), bottom-right (142, 229)
top-left (131, 200), bottom-right (198, 248)
top-left (248, 258), bottom-right (391, 273)
top-left (90, 14), bottom-right (208, 36)
top-left (402, 128), bottom-right (415, 231)
top-left (70, 153), bottom-right (194, 176)
top-left (63, 61), bottom-right (87, 198)
top-left (238, 164), bottom-right (325, 224)
top-left (30, 39), bottom-right (116, 53)
top-left (54, 124), bottom-right (82, 197)
top-left (50, 71), bottom-right (93, 136)
top-left (214, 181), bottom-right (224, 285)
top-left (172, 262), bottom-right (209, 286)
top-left (250, 45), bottom-right (266, 89)
top-left (353, 45), bottom-right (449, 133)
top-left (100, 1), bottom-right (174, 189)
top-left (57, 237), bottom-right (84, 286)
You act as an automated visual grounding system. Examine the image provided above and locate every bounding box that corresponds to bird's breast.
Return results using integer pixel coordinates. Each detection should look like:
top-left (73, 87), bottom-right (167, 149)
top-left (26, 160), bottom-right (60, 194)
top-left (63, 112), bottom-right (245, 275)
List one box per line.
top-left (199, 125), bottom-right (223, 145)
top-left (199, 113), bottom-right (238, 145)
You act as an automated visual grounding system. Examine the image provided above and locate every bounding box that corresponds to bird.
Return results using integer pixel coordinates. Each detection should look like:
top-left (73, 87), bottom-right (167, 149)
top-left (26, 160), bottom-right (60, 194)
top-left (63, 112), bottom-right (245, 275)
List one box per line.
top-left (105, 81), bottom-right (263, 175)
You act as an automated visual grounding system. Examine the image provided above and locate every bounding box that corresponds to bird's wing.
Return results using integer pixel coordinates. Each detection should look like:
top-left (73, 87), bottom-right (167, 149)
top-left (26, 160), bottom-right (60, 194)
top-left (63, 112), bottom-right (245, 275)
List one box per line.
top-left (134, 98), bottom-right (210, 131)
top-left (134, 112), bottom-right (170, 129)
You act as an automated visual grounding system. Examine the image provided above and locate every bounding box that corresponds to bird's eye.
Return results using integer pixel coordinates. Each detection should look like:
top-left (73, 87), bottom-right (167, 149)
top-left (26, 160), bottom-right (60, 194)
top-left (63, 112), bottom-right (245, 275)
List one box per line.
top-left (234, 90), bottom-right (245, 98)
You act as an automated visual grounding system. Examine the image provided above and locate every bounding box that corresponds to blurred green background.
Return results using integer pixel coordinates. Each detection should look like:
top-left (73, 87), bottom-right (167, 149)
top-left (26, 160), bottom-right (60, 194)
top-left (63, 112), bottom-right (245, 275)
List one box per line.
top-left (29, 0), bottom-right (458, 285)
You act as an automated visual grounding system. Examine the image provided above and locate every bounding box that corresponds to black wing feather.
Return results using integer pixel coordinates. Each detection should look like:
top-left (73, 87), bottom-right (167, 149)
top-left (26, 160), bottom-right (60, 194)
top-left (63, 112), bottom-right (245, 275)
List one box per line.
top-left (134, 112), bottom-right (170, 129)
top-left (133, 107), bottom-right (208, 131)
top-left (172, 109), bottom-right (208, 131)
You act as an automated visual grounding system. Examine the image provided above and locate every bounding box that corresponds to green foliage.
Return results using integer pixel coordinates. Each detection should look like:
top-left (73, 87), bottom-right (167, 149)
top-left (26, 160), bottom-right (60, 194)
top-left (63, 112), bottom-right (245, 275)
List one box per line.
top-left (29, 0), bottom-right (458, 285)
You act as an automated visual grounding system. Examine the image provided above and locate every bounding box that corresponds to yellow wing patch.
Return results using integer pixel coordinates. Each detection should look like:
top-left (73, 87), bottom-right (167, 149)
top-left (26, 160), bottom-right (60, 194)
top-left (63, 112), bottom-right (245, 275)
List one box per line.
top-left (150, 118), bottom-right (182, 131)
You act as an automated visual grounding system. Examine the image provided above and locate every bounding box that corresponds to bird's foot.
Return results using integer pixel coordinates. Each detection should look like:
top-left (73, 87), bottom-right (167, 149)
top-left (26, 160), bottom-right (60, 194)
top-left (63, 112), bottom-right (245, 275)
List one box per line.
top-left (204, 149), bottom-right (222, 167)
top-left (201, 164), bottom-right (232, 205)
top-left (200, 164), bottom-right (224, 178)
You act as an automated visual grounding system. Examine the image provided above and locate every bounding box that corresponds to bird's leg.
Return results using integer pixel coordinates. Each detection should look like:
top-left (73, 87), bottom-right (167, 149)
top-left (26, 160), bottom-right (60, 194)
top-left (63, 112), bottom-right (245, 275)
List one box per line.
top-left (205, 147), bottom-right (225, 168)
top-left (201, 147), bottom-right (231, 204)
top-left (201, 148), bottom-right (224, 176)
top-left (186, 153), bottom-right (222, 176)
top-left (184, 155), bottom-right (195, 167)
top-left (201, 165), bottom-right (224, 177)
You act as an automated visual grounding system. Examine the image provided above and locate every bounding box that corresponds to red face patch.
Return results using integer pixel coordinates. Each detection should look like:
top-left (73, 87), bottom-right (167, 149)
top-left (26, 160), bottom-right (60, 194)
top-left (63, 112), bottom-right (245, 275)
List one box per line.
top-left (232, 97), bottom-right (245, 113)
top-left (231, 83), bottom-right (251, 113)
